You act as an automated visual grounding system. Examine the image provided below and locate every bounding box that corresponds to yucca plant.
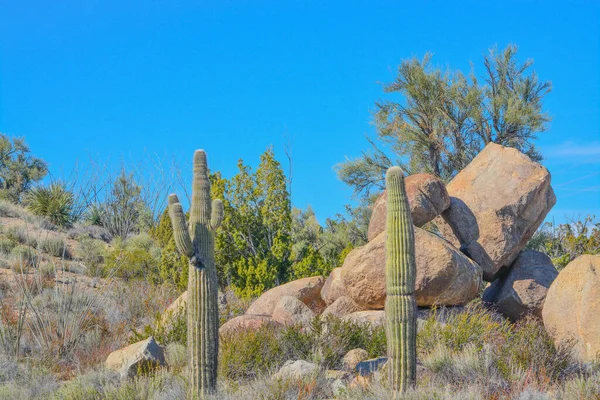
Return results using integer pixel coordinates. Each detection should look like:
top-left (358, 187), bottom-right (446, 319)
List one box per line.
top-left (25, 182), bottom-right (74, 228)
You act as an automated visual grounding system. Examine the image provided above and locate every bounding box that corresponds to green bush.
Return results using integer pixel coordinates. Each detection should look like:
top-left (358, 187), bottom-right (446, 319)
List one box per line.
top-left (5, 226), bottom-right (37, 248)
top-left (151, 209), bottom-right (189, 290)
top-left (76, 238), bottom-right (106, 278)
top-left (10, 245), bottom-right (38, 268)
top-left (0, 236), bottom-right (16, 254)
top-left (25, 183), bottom-right (74, 228)
top-left (103, 236), bottom-right (160, 281)
top-left (40, 236), bottom-right (71, 259)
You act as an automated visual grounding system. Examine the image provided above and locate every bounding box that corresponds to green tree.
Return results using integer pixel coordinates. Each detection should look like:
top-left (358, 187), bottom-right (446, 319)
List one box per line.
top-left (0, 134), bottom-right (47, 203)
top-left (212, 147), bottom-right (292, 298)
top-left (150, 208), bottom-right (189, 290)
top-left (337, 44), bottom-right (551, 196)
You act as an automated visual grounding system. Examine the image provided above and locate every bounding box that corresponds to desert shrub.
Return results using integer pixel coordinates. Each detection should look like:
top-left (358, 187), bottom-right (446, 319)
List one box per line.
top-left (39, 237), bottom-right (71, 259)
top-left (82, 203), bottom-right (104, 227)
top-left (220, 324), bottom-right (286, 380)
top-left (10, 245), bottom-right (38, 268)
top-left (131, 308), bottom-right (187, 348)
top-left (0, 200), bottom-right (23, 218)
top-left (24, 183), bottom-right (75, 228)
top-left (103, 237), bottom-right (159, 281)
top-left (0, 135), bottom-right (48, 204)
top-left (5, 226), bottom-right (37, 248)
top-left (165, 342), bottom-right (187, 369)
top-left (38, 262), bottom-right (56, 279)
top-left (67, 224), bottom-right (111, 242)
top-left (0, 237), bottom-right (16, 255)
top-left (76, 238), bottom-right (106, 277)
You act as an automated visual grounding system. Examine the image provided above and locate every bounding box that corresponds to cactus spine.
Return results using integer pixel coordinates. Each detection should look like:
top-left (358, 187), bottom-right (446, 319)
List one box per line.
top-left (168, 150), bottom-right (224, 399)
top-left (385, 166), bottom-right (417, 396)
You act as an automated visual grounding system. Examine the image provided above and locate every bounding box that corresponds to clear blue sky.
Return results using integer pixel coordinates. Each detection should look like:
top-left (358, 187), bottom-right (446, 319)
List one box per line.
top-left (1, 1), bottom-right (598, 224)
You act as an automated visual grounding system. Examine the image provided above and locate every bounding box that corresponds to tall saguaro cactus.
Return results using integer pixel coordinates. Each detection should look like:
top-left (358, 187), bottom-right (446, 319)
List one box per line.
top-left (385, 166), bottom-right (417, 396)
top-left (168, 150), bottom-right (224, 399)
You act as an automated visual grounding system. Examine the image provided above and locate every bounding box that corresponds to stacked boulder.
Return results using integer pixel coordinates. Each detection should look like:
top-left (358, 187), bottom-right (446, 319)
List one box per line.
top-left (162, 143), bottom-right (558, 334)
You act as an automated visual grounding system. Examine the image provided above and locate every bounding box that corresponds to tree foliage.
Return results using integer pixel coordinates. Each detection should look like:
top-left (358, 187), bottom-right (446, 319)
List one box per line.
top-left (0, 134), bottom-right (47, 203)
top-left (527, 215), bottom-right (600, 270)
top-left (212, 147), bottom-right (292, 298)
top-left (337, 44), bottom-right (552, 196)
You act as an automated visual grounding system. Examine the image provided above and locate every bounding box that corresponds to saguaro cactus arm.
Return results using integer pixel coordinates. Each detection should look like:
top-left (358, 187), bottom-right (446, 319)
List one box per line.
top-left (168, 194), bottom-right (194, 258)
top-left (210, 199), bottom-right (224, 230)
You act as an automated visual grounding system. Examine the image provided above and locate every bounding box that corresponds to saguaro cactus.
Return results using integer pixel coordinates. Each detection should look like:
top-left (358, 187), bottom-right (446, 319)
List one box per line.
top-left (168, 150), bottom-right (223, 399)
top-left (385, 166), bottom-right (417, 396)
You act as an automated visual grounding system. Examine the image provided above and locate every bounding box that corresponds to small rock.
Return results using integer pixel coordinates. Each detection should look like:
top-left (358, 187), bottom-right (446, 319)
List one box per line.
top-left (273, 360), bottom-right (319, 382)
top-left (342, 348), bottom-right (369, 371)
top-left (105, 336), bottom-right (166, 378)
top-left (356, 357), bottom-right (388, 376)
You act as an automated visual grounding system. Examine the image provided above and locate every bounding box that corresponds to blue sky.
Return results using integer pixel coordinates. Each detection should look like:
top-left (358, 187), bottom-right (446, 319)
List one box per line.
top-left (0, 1), bottom-right (598, 224)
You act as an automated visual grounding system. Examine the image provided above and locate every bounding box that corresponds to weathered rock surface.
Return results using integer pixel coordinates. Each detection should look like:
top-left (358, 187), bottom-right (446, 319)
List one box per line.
top-left (273, 360), bottom-right (319, 381)
top-left (161, 291), bottom-right (188, 326)
top-left (246, 276), bottom-right (326, 316)
top-left (320, 268), bottom-right (346, 305)
top-left (272, 295), bottom-right (315, 326)
top-left (321, 296), bottom-right (363, 319)
top-left (342, 310), bottom-right (385, 328)
top-left (484, 250), bottom-right (557, 320)
top-left (342, 228), bottom-right (482, 309)
top-left (219, 314), bottom-right (280, 336)
top-left (105, 336), bottom-right (166, 378)
top-left (436, 143), bottom-right (556, 280)
top-left (368, 173), bottom-right (450, 241)
top-left (342, 348), bottom-right (369, 371)
top-left (542, 255), bottom-right (600, 363)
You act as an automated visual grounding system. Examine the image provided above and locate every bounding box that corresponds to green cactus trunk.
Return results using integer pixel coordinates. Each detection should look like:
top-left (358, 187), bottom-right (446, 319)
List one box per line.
top-left (168, 150), bottom-right (224, 399)
top-left (385, 166), bottom-right (417, 396)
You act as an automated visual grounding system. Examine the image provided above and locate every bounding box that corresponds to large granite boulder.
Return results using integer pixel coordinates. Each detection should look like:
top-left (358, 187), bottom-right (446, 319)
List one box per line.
top-left (483, 250), bottom-right (558, 320)
top-left (320, 268), bottom-right (346, 305)
top-left (246, 276), bottom-right (326, 317)
top-left (368, 173), bottom-right (450, 241)
top-left (219, 314), bottom-right (280, 336)
top-left (105, 336), bottom-right (166, 378)
top-left (542, 255), bottom-right (600, 363)
top-left (272, 296), bottom-right (315, 326)
top-left (342, 228), bottom-right (482, 309)
top-left (342, 310), bottom-right (386, 328)
top-left (321, 296), bottom-right (363, 319)
top-left (436, 143), bottom-right (556, 281)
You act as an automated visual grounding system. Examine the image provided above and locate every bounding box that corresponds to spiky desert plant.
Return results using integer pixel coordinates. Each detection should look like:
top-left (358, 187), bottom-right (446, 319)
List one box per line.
top-left (385, 166), bottom-right (417, 396)
top-left (168, 150), bottom-right (223, 399)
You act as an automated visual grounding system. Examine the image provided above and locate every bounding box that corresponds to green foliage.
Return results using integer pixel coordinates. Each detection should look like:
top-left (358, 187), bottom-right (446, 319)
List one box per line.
top-left (213, 147), bottom-right (292, 299)
top-left (131, 309), bottom-right (187, 348)
top-left (103, 235), bottom-right (160, 281)
top-left (40, 236), bottom-right (71, 259)
top-left (76, 238), bottom-right (106, 277)
top-left (0, 134), bottom-right (48, 203)
top-left (527, 215), bottom-right (599, 270)
top-left (337, 44), bottom-right (552, 196)
top-left (24, 183), bottom-right (75, 228)
top-left (150, 209), bottom-right (188, 290)
top-left (99, 170), bottom-right (146, 240)
top-left (219, 315), bottom-right (387, 382)
top-left (10, 245), bottom-right (38, 268)
top-left (0, 236), bottom-right (17, 254)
